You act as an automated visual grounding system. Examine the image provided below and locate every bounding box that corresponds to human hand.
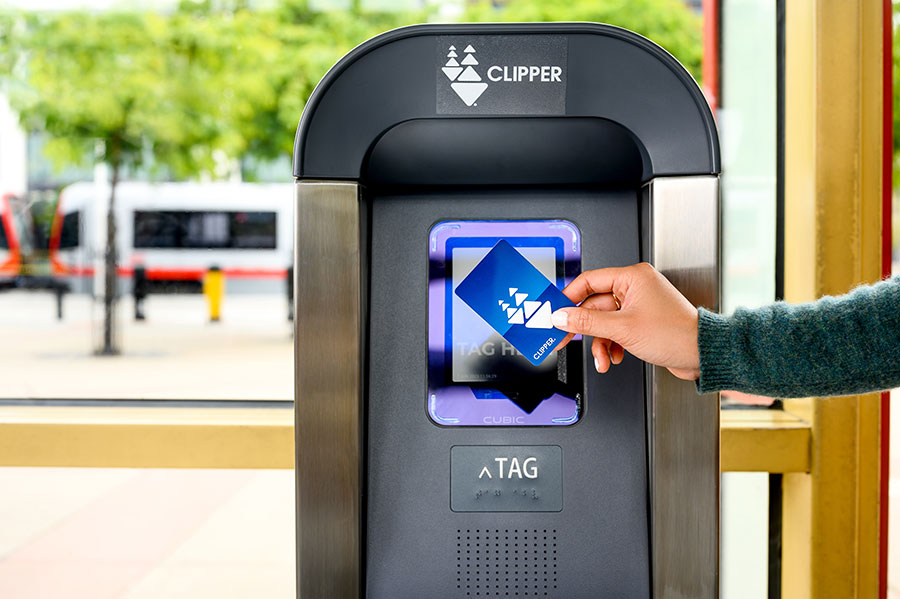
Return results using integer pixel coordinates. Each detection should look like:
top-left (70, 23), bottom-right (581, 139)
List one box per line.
top-left (550, 263), bottom-right (700, 380)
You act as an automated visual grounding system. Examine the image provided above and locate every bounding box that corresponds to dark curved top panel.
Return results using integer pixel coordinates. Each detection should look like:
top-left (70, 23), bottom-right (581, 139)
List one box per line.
top-left (293, 23), bottom-right (720, 183)
top-left (364, 118), bottom-right (646, 188)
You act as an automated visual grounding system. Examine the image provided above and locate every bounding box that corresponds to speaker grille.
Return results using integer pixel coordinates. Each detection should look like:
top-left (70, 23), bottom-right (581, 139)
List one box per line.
top-left (456, 528), bottom-right (559, 597)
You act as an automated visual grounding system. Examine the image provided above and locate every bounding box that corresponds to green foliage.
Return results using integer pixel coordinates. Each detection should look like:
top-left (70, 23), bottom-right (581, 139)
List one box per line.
top-left (894, 1), bottom-right (900, 185)
top-left (892, 3), bottom-right (899, 260)
top-left (225, 7), bottom-right (420, 169)
top-left (0, 0), bottom-right (702, 179)
top-left (0, 4), bottom-right (417, 179)
top-left (464, 0), bottom-right (703, 83)
top-left (1, 11), bottom-right (211, 177)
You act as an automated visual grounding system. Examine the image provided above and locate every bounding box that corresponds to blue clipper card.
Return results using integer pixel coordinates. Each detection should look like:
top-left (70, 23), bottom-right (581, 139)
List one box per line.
top-left (454, 239), bottom-right (575, 366)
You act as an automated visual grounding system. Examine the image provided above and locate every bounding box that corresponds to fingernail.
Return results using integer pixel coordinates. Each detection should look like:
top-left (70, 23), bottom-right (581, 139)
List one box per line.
top-left (550, 309), bottom-right (568, 328)
top-left (594, 357), bottom-right (601, 373)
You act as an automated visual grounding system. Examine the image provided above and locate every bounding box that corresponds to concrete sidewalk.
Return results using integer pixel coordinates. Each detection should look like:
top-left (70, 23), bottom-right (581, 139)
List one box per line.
top-left (0, 468), bottom-right (294, 599)
top-left (0, 291), bottom-right (293, 400)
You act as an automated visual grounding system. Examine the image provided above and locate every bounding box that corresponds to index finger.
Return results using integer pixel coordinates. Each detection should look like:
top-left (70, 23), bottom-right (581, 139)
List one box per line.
top-left (561, 267), bottom-right (626, 304)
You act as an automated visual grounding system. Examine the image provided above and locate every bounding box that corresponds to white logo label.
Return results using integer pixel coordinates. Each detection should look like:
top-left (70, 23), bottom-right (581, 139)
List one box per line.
top-left (442, 44), bottom-right (488, 106)
top-left (438, 37), bottom-right (567, 115)
top-left (498, 287), bottom-right (553, 329)
top-left (487, 65), bottom-right (562, 83)
top-left (478, 457), bottom-right (539, 480)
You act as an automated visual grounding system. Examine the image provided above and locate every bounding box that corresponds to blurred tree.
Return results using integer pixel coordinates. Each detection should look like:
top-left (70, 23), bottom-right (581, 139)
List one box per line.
top-left (0, 10), bottom-right (239, 354)
top-left (0, 0), bottom-right (704, 356)
top-left (894, 1), bottom-right (899, 175)
top-left (893, 1), bottom-right (899, 258)
top-left (0, 4), bottom-right (414, 353)
top-left (220, 2), bottom-right (417, 178)
top-left (464, 0), bottom-right (703, 82)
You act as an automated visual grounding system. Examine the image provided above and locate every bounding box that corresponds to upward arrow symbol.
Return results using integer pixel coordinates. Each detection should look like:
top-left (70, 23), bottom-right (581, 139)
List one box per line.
top-left (478, 466), bottom-right (492, 479)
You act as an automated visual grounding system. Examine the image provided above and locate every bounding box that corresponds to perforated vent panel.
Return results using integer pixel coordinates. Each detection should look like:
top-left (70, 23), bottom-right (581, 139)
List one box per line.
top-left (456, 529), bottom-right (559, 597)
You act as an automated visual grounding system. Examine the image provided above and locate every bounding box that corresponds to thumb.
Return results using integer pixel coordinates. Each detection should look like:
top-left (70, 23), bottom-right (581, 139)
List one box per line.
top-left (550, 307), bottom-right (624, 340)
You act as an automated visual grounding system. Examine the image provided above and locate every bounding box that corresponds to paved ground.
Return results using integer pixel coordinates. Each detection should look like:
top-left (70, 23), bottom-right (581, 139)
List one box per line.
top-left (0, 290), bottom-right (295, 598)
top-left (0, 291), bottom-right (293, 400)
top-left (0, 468), bottom-right (294, 599)
top-left (1, 285), bottom-right (899, 597)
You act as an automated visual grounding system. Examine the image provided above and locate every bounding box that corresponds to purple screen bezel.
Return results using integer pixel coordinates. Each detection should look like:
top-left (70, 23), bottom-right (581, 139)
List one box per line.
top-left (427, 220), bottom-right (583, 427)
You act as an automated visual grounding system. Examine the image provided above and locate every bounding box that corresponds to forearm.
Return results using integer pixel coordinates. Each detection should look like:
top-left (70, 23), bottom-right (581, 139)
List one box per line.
top-left (697, 278), bottom-right (900, 397)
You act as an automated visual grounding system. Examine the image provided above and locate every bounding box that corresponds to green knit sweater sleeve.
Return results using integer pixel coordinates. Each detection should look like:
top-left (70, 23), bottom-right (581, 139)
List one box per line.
top-left (697, 277), bottom-right (900, 397)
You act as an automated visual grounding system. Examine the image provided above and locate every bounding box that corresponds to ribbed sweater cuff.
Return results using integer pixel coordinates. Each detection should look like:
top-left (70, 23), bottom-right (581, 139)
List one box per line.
top-left (696, 308), bottom-right (737, 394)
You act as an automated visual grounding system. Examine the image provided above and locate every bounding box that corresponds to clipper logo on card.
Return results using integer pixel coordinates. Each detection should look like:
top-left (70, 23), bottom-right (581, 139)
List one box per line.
top-left (454, 240), bottom-right (575, 366)
top-left (499, 287), bottom-right (553, 329)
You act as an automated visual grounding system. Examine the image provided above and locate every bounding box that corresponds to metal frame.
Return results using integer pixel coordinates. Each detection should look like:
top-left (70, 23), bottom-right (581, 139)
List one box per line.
top-left (294, 176), bottom-right (721, 598)
top-left (643, 176), bottom-right (721, 599)
top-left (294, 181), bottom-right (362, 599)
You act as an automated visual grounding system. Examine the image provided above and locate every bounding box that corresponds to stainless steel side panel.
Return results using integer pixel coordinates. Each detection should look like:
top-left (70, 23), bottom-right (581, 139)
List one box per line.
top-left (295, 181), bottom-right (362, 599)
top-left (643, 176), bottom-right (721, 599)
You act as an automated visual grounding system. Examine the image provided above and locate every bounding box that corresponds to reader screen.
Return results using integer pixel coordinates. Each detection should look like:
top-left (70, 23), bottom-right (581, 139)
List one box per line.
top-left (450, 246), bottom-right (558, 383)
top-left (427, 220), bottom-right (584, 426)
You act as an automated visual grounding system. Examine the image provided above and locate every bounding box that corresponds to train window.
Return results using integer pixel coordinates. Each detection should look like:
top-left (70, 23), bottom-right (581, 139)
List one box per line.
top-left (185, 212), bottom-right (230, 248)
top-left (59, 211), bottom-right (80, 249)
top-left (133, 211), bottom-right (181, 248)
top-left (0, 219), bottom-right (7, 249)
top-left (133, 211), bottom-right (277, 249)
top-left (11, 202), bottom-right (33, 255)
top-left (231, 212), bottom-right (277, 249)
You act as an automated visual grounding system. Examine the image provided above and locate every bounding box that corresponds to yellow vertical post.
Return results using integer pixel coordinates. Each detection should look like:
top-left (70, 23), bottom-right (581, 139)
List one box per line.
top-left (782, 0), bottom-right (887, 597)
top-left (203, 266), bottom-right (224, 322)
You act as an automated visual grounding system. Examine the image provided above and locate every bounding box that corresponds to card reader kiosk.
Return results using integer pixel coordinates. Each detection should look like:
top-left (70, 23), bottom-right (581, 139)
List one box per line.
top-left (294, 23), bottom-right (720, 599)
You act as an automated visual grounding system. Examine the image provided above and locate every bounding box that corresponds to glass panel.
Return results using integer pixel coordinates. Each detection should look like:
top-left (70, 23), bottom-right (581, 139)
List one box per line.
top-left (0, 215), bottom-right (8, 250)
top-left (2, 183), bottom-right (293, 400)
top-left (10, 199), bottom-right (33, 255)
top-left (0, 467), bottom-right (294, 599)
top-left (59, 211), bottom-right (81, 250)
top-left (230, 212), bottom-right (277, 250)
top-left (721, 473), bottom-right (770, 599)
top-left (133, 211), bottom-right (277, 250)
top-left (718, 0), bottom-right (778, 597)
top-left (720, 0), bottom-right (778, 315)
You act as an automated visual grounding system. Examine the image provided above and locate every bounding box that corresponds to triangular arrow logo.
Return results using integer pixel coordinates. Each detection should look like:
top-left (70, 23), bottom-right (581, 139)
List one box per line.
top-left (442, 66), bottom-right (463, 81)
top-left (478, 466), bottom-right (492, 479)
top-left (514, 292), bottom-right (528, 306)
top-left (509, 288), bottom-right (518, 296)
top-left (444, 43), bottom-right (489, 107)
top-left (450, 82), bottom-right (488, 107)
top-left (524, 301), bottom-right (553, 329)
top-left (457, 66), bottom-right (482, 82)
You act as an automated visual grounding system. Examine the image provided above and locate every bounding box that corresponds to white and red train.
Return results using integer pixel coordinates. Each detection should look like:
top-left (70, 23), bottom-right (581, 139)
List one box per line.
top-left (49, 182), bottom-right (293, 294)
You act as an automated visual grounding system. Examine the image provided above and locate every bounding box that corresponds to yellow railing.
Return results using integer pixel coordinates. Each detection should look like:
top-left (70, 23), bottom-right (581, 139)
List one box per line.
top-left (0, 406), bottom-right (293, 469)
top-left (0, 405), bottom-right (802, 472)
